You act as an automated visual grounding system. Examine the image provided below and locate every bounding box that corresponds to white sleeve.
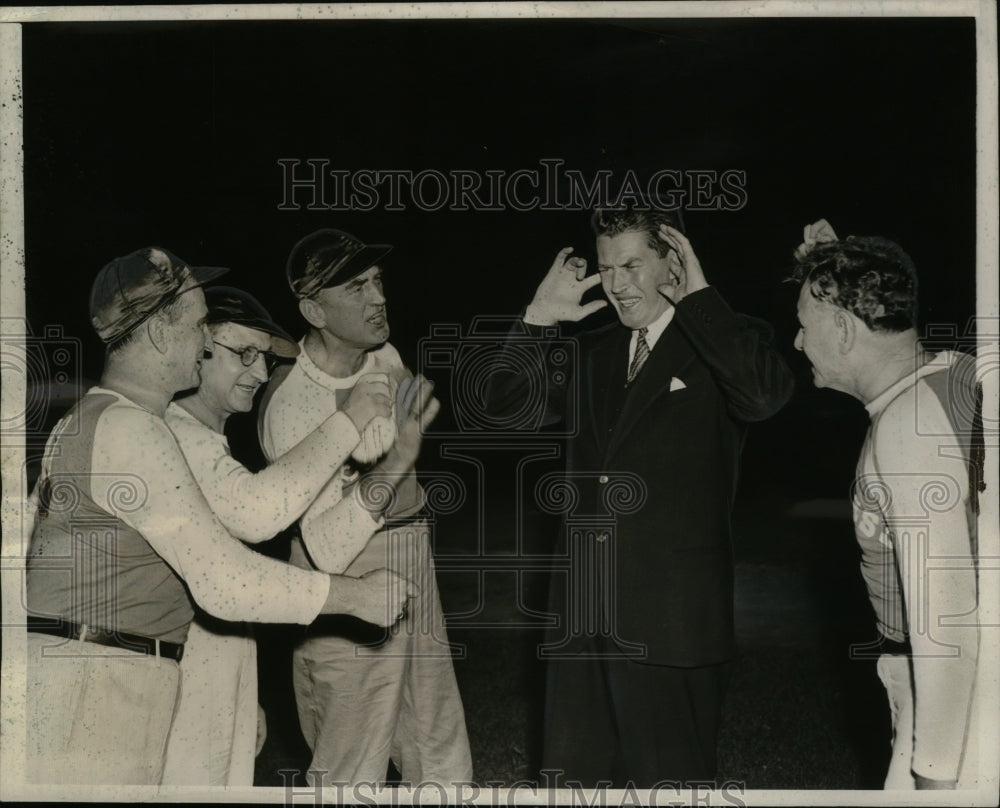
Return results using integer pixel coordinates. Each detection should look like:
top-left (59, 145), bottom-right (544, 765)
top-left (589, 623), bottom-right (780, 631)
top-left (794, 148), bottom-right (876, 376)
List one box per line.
top-left (172, 408), bottom-right (363, 542)
top-left (873, 391), bottom-right (978, 782)
top-left (300, 486), bottom-right (384, 573)
top-left (90, 406), bottom-right (330, 625)
top-left (259, 380), bottom-right (310, 463)
top-left (260, 349), bottom-right (407, 571)
top-left (263, 394), bottom-right (384, 572)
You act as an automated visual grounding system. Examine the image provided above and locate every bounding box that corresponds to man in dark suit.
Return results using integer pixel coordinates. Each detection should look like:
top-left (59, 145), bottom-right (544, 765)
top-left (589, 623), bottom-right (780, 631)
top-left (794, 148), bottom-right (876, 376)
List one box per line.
top-left (486, 208), bottom-right (794, 787)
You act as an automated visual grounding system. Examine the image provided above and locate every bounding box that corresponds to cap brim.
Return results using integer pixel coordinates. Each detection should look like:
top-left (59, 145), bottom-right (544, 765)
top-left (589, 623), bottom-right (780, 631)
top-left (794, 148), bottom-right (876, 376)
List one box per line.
top-left (188, 265), bottom-right (230, 287)
top-left (212, 314), bottom-right (301, 358)
top-left (328, 244), bottom-right (392, 288)
top-left (256, 323), bottom-right (300, 358)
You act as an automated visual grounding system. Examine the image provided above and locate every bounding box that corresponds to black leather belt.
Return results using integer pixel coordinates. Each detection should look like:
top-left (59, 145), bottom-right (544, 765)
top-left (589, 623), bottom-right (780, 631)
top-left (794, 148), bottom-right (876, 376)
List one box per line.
top-left (384, 506), bottom-right (431, 531)
top-left (27, 616), bottom-right (184, 662)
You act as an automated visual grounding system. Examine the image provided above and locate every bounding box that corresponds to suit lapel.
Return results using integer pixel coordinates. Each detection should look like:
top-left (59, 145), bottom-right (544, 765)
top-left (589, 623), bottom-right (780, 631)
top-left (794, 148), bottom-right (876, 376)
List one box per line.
top-left (605, 321), bottom-right (696, 461)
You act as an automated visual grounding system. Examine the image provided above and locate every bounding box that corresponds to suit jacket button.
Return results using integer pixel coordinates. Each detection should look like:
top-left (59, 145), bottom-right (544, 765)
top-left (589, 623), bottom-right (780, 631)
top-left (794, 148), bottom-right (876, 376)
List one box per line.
top-left (598, 475), bottom-right (609, 484)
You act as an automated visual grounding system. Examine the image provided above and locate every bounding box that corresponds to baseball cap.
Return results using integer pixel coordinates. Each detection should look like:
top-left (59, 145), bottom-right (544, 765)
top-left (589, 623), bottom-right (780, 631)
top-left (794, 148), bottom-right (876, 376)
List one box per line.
top-left (203, 286), bottom-right (300, 358)
top-left (90, 247), bottom-right (229, 344)
top-left (286, 228), bottom-right (392, 299)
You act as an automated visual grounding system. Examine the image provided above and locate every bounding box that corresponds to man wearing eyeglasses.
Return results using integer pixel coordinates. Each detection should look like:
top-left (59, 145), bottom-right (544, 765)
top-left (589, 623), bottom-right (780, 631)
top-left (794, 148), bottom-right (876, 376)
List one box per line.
top-left (23, 249), bottom-right (416, 785)
top-left (259, 229), bottom-right (473, 786)
top-left (159, 286), bottom-right (439, 785)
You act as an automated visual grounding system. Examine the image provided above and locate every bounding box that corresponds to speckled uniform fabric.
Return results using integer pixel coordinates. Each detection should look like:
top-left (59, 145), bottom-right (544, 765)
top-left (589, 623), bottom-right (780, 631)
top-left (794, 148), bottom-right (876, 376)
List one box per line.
top-left (261, 340), bottom-right (473, 785)
top-left (24, 388), bottom-right (333, 784)
top-left (852, 351), bottom-right (981, 786)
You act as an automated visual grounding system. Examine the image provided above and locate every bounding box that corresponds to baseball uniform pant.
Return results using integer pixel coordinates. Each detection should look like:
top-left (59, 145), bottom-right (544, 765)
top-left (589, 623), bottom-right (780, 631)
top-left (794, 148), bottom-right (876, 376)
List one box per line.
top-left (26, 631), bottom-right (180, 785)
top-left (877, 652), bottom-right (980, 789)
top-left (160, 618), bottom-right (257, 786)
top-left (292, 521), bottom-right (473, 785)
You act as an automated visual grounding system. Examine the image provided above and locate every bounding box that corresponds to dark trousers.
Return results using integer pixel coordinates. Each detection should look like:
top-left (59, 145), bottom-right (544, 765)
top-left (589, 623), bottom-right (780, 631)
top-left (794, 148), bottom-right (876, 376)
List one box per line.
top-left (542, 635), bottom-right (732, 788)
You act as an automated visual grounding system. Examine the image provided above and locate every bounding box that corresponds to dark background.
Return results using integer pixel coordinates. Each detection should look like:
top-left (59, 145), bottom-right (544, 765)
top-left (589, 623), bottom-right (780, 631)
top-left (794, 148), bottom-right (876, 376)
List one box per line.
top-left (21, 16), bottom-right (978, 492)
top-left (18, 15), bottom-right (979, 788)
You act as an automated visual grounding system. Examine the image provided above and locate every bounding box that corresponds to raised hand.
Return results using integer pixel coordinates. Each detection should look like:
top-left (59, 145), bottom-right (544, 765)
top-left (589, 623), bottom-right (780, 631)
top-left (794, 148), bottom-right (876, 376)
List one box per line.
top-left (340, 372), bottom-right (393, 432)
top-left (383, 374), bottom-right (440, 472)
top-left (524, 247), bottom-right (609, 326)
top-left (655, 225), bottom-right (707, 304)
top-left (355, 375), bottom-right (440, 518)
top-left (794, 218), bottom-right (838, 259)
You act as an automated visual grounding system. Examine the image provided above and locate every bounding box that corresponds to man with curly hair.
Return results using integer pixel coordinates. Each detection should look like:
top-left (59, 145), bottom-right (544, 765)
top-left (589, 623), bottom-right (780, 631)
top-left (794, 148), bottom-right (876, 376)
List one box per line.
top-left (790, 221), bottom-right (983, 789)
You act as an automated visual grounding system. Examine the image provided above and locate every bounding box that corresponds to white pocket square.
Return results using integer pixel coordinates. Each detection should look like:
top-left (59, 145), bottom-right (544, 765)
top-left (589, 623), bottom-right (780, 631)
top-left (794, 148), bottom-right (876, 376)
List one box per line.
top-left (669, 377), bottom-right (687, 392)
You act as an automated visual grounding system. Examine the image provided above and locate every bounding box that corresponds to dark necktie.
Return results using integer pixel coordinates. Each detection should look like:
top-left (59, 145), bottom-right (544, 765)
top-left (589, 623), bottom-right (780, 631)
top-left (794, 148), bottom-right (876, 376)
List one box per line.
top-left (626, 327), bottom-right (649, 384)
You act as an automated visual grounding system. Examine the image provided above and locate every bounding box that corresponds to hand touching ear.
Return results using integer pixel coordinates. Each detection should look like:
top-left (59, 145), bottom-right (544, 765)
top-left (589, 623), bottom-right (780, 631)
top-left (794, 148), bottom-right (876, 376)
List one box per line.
top-left (655, 226), bottom-right (707, 304)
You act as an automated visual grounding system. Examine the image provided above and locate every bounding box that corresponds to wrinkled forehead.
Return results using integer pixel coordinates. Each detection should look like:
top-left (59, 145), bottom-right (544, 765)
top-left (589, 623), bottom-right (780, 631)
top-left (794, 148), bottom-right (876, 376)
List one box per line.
top-left (316, 263), bottom-right (383, 297)
top-left (596, 229), bottom-right (659, 259)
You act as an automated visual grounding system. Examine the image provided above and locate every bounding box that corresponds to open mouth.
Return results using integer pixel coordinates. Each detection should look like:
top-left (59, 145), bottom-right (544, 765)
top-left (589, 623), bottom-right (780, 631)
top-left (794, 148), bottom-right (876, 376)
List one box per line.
top-left (368, 311), bottom-right (388, 326)
top-left (236, 383), bottom-right (258, 394)
top-left (616, 297), bottom-right (641, 309)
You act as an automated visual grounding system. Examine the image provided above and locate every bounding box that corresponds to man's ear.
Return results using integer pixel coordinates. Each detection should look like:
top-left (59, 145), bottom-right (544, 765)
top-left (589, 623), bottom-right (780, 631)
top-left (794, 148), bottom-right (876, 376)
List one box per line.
top-left (146, 313), bottom-right (170, 355)
top-left (834, 309), bottom-right (857, 354)
top-left (298, 297), bottom-right (326, 329)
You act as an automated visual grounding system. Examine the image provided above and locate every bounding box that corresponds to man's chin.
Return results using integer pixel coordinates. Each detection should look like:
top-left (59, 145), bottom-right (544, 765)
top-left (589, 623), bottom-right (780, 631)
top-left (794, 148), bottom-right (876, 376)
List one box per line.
top-left (614, 308), bottom-right (641, 329)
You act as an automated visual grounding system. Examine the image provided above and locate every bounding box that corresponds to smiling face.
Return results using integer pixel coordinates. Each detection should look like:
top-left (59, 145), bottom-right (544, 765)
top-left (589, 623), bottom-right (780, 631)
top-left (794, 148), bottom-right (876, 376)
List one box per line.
top-left (198, 321), bottom-right (272, 416)
top-left (310, 265), bottom-right (389, 350)
top-left (596, 230), bottom-right (675, 329)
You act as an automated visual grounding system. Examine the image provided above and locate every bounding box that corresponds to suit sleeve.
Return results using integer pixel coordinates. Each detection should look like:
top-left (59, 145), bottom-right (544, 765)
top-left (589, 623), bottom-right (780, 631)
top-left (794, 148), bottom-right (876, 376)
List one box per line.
top-left (483, 318), bottom-right (572, 429)
top-left (673, 286), bottom-right (794, 422)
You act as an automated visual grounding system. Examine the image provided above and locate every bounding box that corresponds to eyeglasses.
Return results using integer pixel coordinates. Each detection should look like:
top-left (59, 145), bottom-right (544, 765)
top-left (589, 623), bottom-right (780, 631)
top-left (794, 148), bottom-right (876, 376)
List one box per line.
top-left (211, 340), bottom-right (278, 370)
